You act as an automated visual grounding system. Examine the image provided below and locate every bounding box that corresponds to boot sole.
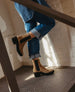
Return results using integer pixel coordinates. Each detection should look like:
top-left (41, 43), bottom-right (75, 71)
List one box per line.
top-left (12, 36), bottom-right (23, 56)
top-left (34, 70), bottom-right (54, 77)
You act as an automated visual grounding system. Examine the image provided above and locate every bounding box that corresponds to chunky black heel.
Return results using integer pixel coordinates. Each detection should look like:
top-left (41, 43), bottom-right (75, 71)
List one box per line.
top-left (12, 37), bottom-right (18, 44)
top-left (12, 36), bottom-right (22, 56)
top-left (34, 72), bottom-right (41, 77)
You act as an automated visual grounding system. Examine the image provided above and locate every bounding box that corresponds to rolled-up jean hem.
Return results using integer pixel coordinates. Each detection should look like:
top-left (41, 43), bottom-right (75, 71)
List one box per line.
top-left (29, 54), bottom-right (41, 59)
top-left (31, 28), bottom-right (42, 40)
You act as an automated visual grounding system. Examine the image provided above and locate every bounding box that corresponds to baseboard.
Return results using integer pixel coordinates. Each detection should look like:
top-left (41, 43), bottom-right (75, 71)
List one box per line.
top-left (52, 66), bottom-right (75, 69)
top-left (23, 65), bottom-right (75, 69)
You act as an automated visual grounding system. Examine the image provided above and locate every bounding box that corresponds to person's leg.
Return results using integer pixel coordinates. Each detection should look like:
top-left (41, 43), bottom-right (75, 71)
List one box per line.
top-left (20, 13), bottom-right (55, 77)
top-left (29, 12), bottom-right (55, 77)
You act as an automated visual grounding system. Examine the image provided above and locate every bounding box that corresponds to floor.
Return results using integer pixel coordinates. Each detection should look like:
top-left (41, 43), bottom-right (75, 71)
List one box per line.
top-left (0, 66), bottom-right (75, 92)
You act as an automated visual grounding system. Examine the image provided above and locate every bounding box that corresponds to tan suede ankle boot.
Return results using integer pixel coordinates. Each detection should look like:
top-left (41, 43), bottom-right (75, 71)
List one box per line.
top-left (32, 59), bottom-right (54, 77)
top-left (12, 33), bottom-right (31, 56)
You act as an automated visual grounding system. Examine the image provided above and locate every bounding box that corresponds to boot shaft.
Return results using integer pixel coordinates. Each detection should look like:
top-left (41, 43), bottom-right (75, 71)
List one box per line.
top-left (32, 59), bottom-right (40, 72)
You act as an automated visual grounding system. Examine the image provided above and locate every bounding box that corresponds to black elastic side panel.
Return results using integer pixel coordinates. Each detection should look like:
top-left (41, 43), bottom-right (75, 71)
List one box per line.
top-left (34, 60), bottom-right (40, 71)
top-left (20, 35), bottom-right (31, 43)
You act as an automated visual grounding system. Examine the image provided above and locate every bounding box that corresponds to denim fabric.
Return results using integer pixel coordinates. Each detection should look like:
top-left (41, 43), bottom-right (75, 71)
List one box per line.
top-left (25, 12), bottom-right (55, 59)
top-left (14, 2), bottom-right (34, 22)
top-left (31, 12), bottom-right (55, 39)
top-left (14, 0), bottom-right (50, 22)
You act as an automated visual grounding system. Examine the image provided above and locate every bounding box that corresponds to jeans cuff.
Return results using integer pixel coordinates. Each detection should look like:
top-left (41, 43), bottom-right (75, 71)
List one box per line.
top-left (31, 28), bottom-right (42, 40)
top-left (29, 53), bottom-right (41, 59)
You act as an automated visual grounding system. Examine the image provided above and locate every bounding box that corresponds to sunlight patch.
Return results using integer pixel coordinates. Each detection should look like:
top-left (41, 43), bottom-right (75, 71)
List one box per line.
top-left (41, 35), bottom-right (58, 66)
top-left (25, 74), bottom-right (34, 81)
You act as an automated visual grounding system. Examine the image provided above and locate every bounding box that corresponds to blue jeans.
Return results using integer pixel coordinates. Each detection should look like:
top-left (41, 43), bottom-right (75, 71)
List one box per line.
top-left (25, 12), bottom-right (55, 59)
